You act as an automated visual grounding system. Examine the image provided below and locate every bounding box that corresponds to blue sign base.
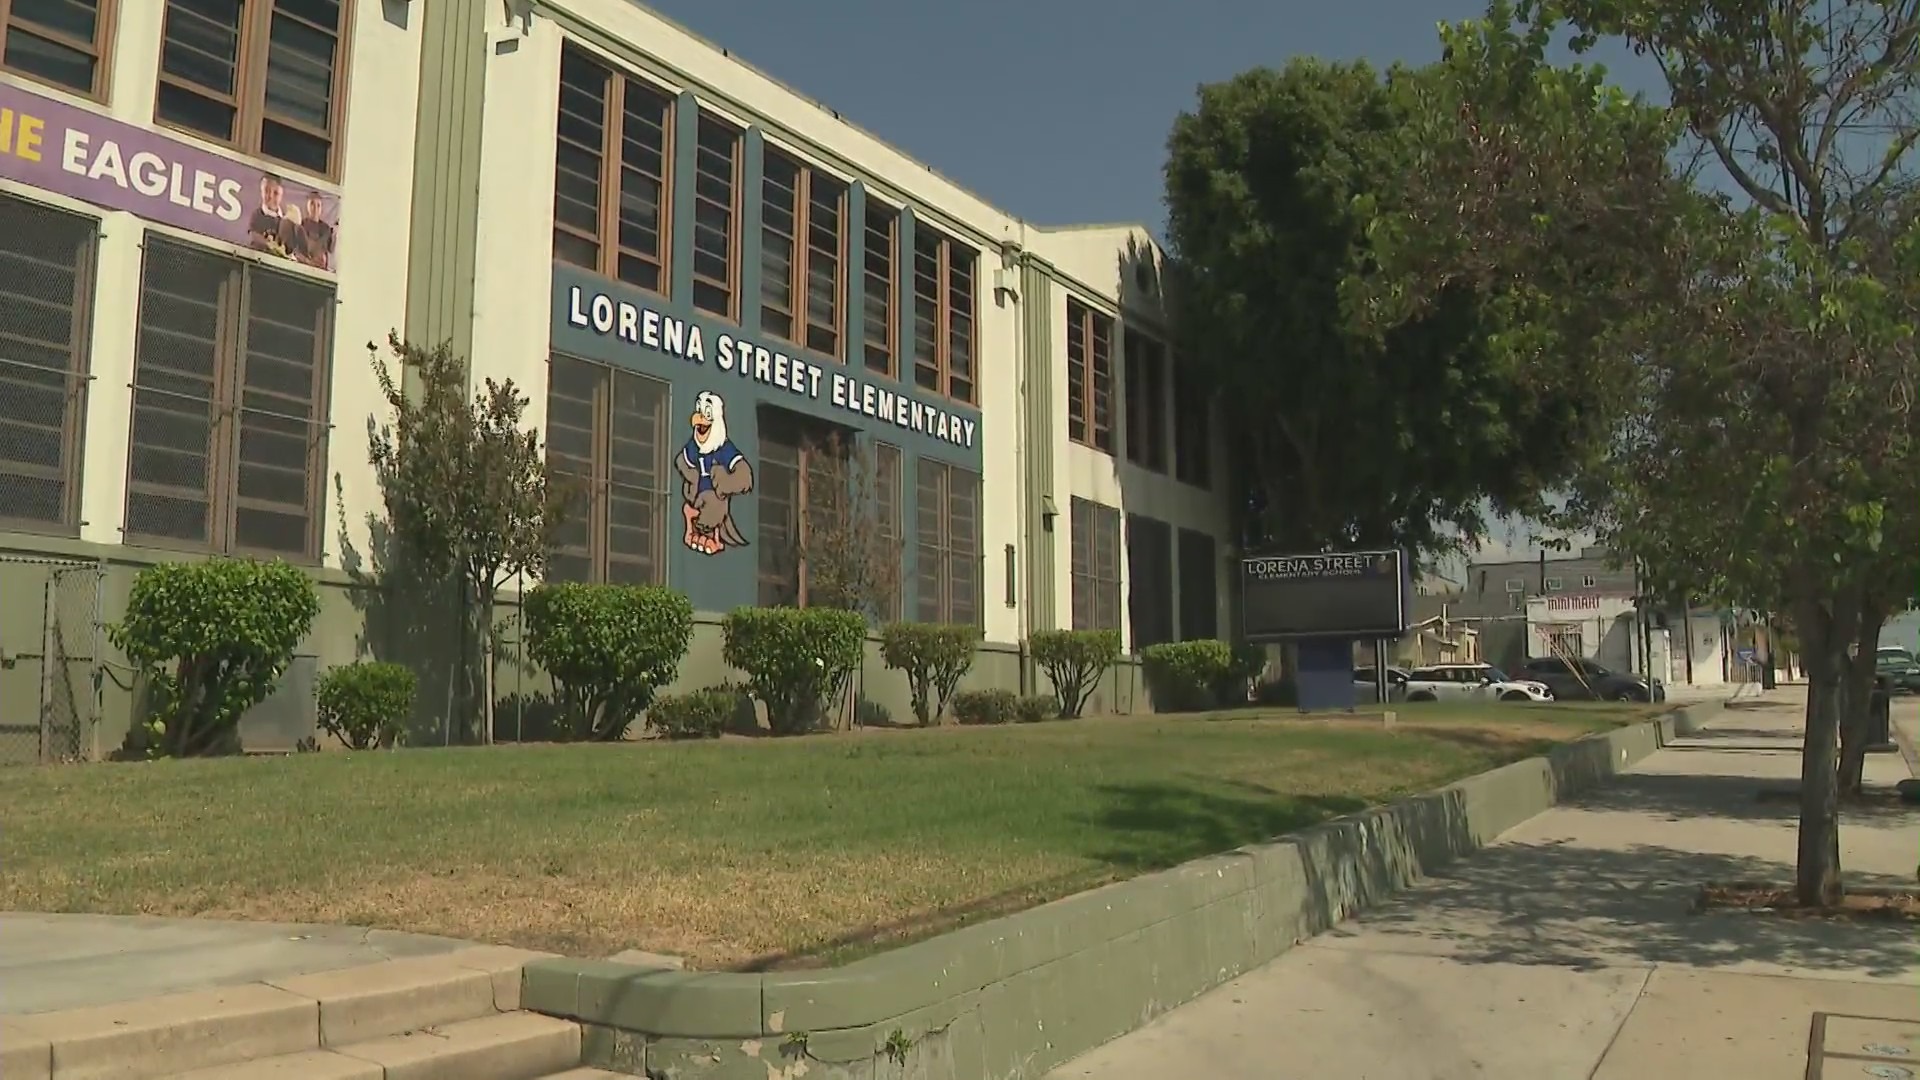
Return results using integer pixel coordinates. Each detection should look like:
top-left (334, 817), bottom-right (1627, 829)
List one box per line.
top-left (1293, 637), bottom-right (1357, 712)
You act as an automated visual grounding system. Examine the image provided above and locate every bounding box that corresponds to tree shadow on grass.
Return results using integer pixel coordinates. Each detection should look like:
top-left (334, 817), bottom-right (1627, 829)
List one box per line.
top-left (1337, 839), bottom-right (1920, 979)
top-left (1085, 777), bottom-right (1371, 870)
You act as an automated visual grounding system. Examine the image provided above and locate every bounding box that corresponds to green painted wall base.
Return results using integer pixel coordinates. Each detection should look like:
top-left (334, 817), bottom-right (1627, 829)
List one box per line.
top-left (520, 708), bottom-right (1710, 1079)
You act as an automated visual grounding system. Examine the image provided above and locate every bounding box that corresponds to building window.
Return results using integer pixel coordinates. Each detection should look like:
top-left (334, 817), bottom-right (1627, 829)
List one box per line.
top-left (861, 202), bottom-right (896, 378)
top-left (551, 46), bottom-right (672, 295)
top-left (0, 196), bottom-right (96, 533)
top-left (916, 457), bottom-right (979, 625)
top-left (1545, 577), bottom-right (1564, 592)
top-left (691, 113), bottom-right (740, 319)
top-left (154, 0), bottom-right (349, 178)
top-left (127, 237), bottom-right (332, 558)
top-left (1583, 574), bottom-right (1597, 588)
top-left (760, 147), bottom-right (846, 356)
top-left (1177, 528), bottom-right (1218, 640)
top-left (757, 409), bottom-right (838, 607)
top-left (544, 356), bottom-right (669, 585)
top-left (754, 410), bottom-right (899, 614)
top-left (2, 0), bottom-right (113, 98)
top-left (1124, 330), bottom-right (1167, 471)
top-left (1069, 496), bottom-right (1121, 632)
top-left (1127, 513), bottom-right (1174, 649)
top-left (1172, 366), bottom-right (1210, 487)
top-left (910, 224), bottom-right (976, 404)
top-left (1066, 298), bottom-right (1114, 454)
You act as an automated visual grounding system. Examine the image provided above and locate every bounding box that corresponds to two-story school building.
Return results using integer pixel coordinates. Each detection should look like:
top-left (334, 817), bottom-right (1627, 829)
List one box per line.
top-left (0, 0), bottom-right (1236, 759)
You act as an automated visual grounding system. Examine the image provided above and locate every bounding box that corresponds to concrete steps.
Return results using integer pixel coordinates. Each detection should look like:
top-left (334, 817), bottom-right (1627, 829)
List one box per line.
top-left (0, 945), bottom-right (585, 1080)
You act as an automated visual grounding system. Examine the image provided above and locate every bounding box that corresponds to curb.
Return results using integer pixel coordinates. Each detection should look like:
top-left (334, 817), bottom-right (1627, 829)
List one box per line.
top-left (522, 713), bottom-right (1687, 1079)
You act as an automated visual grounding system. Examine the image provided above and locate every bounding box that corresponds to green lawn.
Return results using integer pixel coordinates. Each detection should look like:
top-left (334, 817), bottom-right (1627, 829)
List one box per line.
top-left (0, 702), bottom-right (1659, 969)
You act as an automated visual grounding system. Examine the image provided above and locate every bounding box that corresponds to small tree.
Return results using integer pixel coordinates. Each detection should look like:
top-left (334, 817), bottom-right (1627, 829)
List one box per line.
top-left (523, 583), bottom-right (695, 741)
top-left (110, 560), bottom-right (320, 757)
top-left (361, 333), bottom-right (572, 745)
top-left (879, 623), bottom-right (981, 725)
top-left (723, 607), bottom-right (867, 734)
top-left (793, 433), bottom-right (903, 620)
top-left (316, 662), bottom-right (417, 750)
top-left (1031, 629), bottom-right (1124, 719)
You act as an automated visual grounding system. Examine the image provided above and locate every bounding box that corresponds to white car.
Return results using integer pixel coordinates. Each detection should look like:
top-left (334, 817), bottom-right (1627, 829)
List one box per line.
top-left (1403, 663), bottom-right (1555, 703)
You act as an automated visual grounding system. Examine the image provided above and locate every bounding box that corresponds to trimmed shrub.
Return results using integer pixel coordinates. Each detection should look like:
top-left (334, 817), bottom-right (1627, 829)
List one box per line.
top-left (878, 622), bottom-right (981, 725)
top-left (1224, 643), bottom-right (1268, 704)
top-left (1255, 677), bottom-right (1298, 707)
top-left (647, 686), bottom-right (741, 740)
top-left (1141, 639), bottom-right (1236, 712)
top-left (1030, 629), bottom-right (1122, 719)
top-left (952, 689), bottom-right (1018, 725)
top-left (316, 662), bottom-right (416, 750)
top-left (524, 583), bottom-right (694, 742)
top-left (722, 607), bottom-right (865, 735)
top-left (1015, 694), bottom-right (1058, 723)
top-left (109, 559), bottom-right (320, 758)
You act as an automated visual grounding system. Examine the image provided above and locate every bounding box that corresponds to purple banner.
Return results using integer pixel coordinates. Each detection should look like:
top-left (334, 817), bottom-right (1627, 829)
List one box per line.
top-left (0, 79), bottom-right (340, 272)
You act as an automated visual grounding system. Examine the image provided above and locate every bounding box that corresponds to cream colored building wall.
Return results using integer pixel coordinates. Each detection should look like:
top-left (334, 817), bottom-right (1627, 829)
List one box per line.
top-left (1026, 225), bottom-right (1237, 649)
top-left (0, 2), bottom-right (422, 570)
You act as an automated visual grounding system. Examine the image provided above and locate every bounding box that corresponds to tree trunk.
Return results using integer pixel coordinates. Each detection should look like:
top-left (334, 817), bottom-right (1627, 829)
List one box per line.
top-left (478, 582), bottom-right (496, 747)
top-left (1793, 596), bottom-right (1849, 908)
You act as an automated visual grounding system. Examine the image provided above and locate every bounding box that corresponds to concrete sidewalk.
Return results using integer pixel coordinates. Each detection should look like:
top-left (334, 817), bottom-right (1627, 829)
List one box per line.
top-left (1051, 689), bottom-right (1920, 1080)
top-left (0, 913), bottom-right (474, 1015)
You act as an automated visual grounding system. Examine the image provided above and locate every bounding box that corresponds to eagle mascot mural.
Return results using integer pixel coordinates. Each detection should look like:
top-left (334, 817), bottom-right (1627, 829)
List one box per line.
top-left (676, 390), bottom-right (754, 554)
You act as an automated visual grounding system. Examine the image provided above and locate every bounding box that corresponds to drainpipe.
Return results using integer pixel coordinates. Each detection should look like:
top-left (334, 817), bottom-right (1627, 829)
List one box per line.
top-left (1003, 235), bottom-right (1030, 697)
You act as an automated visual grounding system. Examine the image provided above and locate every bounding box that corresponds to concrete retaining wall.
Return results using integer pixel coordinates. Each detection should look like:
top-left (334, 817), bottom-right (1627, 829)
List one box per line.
top-left (520, 711), bottom-right (1689, 1079)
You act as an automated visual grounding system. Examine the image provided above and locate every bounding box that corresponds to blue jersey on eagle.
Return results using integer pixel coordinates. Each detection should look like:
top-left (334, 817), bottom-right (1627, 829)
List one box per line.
top-left (681, 439), bottom-right (745, 494)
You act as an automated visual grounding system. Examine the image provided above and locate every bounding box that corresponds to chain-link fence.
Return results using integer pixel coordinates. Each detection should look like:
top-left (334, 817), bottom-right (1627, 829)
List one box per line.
top-left (0, 555), bottom-right (101, 765)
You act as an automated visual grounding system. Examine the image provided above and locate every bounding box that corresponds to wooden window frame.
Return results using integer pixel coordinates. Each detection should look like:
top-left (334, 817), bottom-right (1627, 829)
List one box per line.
top-left (754, 408), bottom-right (859, 609)
top-left (910, 224), bottom-right (977, 405)
top-left (690, 112), bottom-right (742, 321)
top-left (1172, 364), bottom-right (1210, 487)
top-left (551, 45), bottom-right (674, 297)
top-left (1069, 496), bottom-right (1121, 632)
top-left (861, 201), bottom-right (897, 378)
top-left (915, 457), bottom-right (981, 626)
top-left (1066, 297), bottom-right (1115, 454)
top-left (759, 146), bottom-right (847, 359)
top-left (152, 0), bottom-right (356, 181)
top-left (125, 237), bottom-right (334, 562)
top-left (0, 195), bottom-right (98, 536)
top-left (1124, 329), bottom-right (1168, 472)
top-left (543, 355), bottom-right (671, 586)
top-left (1, 0), bottom-right (117, 101)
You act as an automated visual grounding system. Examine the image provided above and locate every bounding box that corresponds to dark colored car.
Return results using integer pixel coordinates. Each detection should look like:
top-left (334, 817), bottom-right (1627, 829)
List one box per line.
top-left (1520, 657), bottom-right (1665, 702)
top-left (1876, 648), bottom-right (1920, 694)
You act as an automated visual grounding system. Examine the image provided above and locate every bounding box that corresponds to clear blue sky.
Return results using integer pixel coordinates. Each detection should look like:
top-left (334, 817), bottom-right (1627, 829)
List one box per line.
top-left (638, 0), bottom-right (1667, 231)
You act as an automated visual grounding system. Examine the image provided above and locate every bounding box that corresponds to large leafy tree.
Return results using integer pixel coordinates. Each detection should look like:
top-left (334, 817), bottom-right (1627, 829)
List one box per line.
top-left (1161, 60), bottom-right (1641, 565)
top-left (1363, 0), bottom-right (1920, 904)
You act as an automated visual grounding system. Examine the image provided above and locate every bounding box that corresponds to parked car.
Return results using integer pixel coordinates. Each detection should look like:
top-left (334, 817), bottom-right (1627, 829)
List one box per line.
top-left (1876, 647), bottom-right (1920, 694)
top-left (1403, 663), bottom-right (1555, 703)
top-left (1520, 657), bottom-right (1665, 702)
top-left (1352, 666), bottom-right (1410, 703)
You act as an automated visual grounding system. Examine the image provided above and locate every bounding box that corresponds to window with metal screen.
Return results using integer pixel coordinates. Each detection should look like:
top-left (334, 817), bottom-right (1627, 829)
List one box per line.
top-left (1127, 513), bottom-right (1174, 649)
top-left (1066, 299), bottom-right (1114, 453)
top-left (542, 355), bottom-right (669, 585)
top-left (127, 237), bottom-right (332, 558)
top-left (2, 0), bottom-right (113, 98)
top-left (910, 224), bottom-right (977, 404)
top-left (154, 0), bottom-right (349, 177)
top-left (1070, 496), bottom-right (1121, 632)
top-left (551, 45), bottom-right (672, 294)
top-left (861, 202), bottom-right (896, 377)
top-left (916, 458), bottom-right (980, 625)
top-left (1177, 527), bottom-right (1218, 640)
top-left (0, 196), bottom-right (95, 532)
top-left (691, 114), bottom-right (740, 319)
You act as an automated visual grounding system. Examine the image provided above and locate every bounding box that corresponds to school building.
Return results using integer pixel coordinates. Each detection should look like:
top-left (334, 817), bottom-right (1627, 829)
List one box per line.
top-left (0, 0), bottom-right (1236, 759)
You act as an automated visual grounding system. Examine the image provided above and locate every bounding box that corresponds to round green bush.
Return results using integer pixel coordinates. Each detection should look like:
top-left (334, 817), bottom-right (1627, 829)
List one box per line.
top-left (524, 583), bottom-right (695, 741)
top-left (1141, 639), bottom-right (1237, 712)
top-left (722, 607), bottom-right (866, 734)
top-left (316, 662), bottom-right (417, 750)
top-left (951, 688), bottom-right (1018, 725)
top-left (878, 622), bottom-right (981, 725)
top-left (646, 686), bottom-right (743, 739)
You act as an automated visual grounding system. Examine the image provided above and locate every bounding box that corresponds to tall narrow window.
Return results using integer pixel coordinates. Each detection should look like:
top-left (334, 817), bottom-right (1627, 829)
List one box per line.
top-left (910, 224), bottom-right (977, 404)
top-left (2, 0), bottom-right (113, 98)
top-left (873, 442), bottom-right (902, 620)
top-left (127, 238), bottom-right (332, 557)
top-left (915, 458), bottom-right (979, 625)
top-left (759, 148), bottom-right (846, 356)
top-left (154, 0), bottom-right (349, 177)
top-left (1173, 366), bottom-right (1211, 487)
top-left (1069, 496), bottom-right (1121, 632)
top-left (691, 114), bottom-right (740, 319)
top-left (1127, 513), bottom-right (1174, 649)
top-left (1124, 330), bottom-right (1168, 471)
top-left (1066, 298), bottom-right (1114, 453)
top-left (1177, 527), bottom-right (1218, 640)
top-left (755, 408), bottom-right (867, 608)
top-left (0, 196), bottom-right (96, 532)
top-left (551, 47), bottom-right (672, 294)
top-left (861, 202), bottom-right (896, 377)
top-left (544, 357), bottom-right (669, 585)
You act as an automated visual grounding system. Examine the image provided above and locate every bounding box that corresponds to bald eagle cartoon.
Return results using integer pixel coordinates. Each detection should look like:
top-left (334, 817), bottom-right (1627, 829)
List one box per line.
top-left (676, 391), bottom-right (753, 555)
